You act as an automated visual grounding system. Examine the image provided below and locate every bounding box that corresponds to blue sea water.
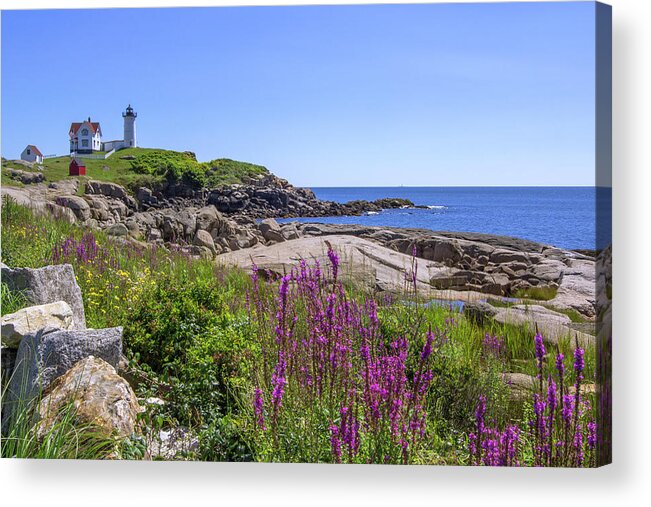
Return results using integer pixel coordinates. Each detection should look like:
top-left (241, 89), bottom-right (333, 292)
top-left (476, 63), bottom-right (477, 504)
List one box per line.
top-left (278, 187), bottom-right (606, 250)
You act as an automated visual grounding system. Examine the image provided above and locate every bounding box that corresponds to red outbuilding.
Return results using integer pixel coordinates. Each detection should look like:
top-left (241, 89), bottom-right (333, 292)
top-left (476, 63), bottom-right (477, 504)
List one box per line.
top-left (69, 158), bottom-right (86, 176)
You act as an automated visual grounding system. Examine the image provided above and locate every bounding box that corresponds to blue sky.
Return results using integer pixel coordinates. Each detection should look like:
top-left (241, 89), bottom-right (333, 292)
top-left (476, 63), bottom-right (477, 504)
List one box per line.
top-left (2, 2), bottom-right (596, 186)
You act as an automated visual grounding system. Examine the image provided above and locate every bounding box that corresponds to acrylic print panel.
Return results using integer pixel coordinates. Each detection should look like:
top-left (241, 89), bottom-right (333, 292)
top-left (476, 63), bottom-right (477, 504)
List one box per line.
top-left (0, 1), bottom-right (611, 466)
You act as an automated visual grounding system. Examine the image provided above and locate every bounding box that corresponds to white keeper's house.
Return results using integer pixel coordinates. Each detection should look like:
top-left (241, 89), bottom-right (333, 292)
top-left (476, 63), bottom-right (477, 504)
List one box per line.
top-left (69, 118), bottom-right (102, 154)
top-left (20, 144), bottom-right (44, 163)
top-left (69, 105), bottom-right (137, 154)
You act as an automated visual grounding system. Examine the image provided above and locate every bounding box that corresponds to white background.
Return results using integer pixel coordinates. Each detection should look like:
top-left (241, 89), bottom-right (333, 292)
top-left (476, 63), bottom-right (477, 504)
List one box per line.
top-left (1, 0), bottom-right (649, 505)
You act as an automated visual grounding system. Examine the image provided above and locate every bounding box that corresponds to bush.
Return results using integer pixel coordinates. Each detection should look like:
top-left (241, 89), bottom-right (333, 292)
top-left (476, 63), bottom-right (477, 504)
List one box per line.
top-left (123, 275), bottom-right (256, 430)
top-left (128, 151), bottom-right (268, 189)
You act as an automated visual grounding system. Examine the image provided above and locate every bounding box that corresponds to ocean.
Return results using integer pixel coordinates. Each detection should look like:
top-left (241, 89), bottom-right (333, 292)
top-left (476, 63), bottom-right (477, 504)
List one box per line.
top-left (278, 187), bottom-right (606, 251)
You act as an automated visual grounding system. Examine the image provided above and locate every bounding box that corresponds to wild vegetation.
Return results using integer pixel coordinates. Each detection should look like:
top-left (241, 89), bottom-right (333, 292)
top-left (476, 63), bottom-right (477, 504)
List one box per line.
top-left (0, 197), bottom-right (597, 464)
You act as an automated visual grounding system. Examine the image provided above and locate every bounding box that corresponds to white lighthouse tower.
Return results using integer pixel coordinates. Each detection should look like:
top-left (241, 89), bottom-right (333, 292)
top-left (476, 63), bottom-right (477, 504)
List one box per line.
top-left (122, 104), bottom-right (137, 148)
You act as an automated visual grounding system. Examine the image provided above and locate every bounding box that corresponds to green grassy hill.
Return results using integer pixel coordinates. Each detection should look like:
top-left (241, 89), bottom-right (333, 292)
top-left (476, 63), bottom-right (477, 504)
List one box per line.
top-left (1, 147), bottom-right (269, 191)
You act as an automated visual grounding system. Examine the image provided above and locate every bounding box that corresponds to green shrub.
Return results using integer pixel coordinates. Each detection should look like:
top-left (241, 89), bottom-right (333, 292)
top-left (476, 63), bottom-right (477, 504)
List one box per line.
top-left (204, 159), bottom-right (268, 187)
top-left (123, 275), bottom-right (256, 430)
top-left (128, 151), bottom-right (268, 189)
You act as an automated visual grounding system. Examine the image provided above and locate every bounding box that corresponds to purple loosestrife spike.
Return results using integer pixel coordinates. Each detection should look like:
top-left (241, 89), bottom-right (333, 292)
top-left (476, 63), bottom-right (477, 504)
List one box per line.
top-left (421, 329), bottom-right (435, 362)
top-left (468, 433), bottom-right (477, 458)
top-left (574, 347), bottom-right (585, 376)
top-left (327, 245), bottom-right (340, 280)
top-left (279, 274), bottom-right (290, 301)
top-left (533, 393), bottom-right (546, 418)
top-left (534, 332), bottom-right (546, 363)
top-left (271, 353), bottom-right (288, 415)
top-left (562, 394), bottom-right (574, 424)
top-left (330, 425), bottom-right (342, 463)
top-left (587, 421), bottom-right (597, 450)
top-left (573, 427), bottom-right (584, 466)
top-left (253, 387), bottom-right (266, 430)
top-left (556, 353), bottom-right (565, 376)
top-left (547, 376), bottom-right (558, 413)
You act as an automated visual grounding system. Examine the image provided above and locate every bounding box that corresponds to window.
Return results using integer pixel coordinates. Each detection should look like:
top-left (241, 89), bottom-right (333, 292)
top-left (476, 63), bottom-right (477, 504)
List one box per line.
top-left (81, 128), bottom-right (88, 135)
top-left (27, 149), bottom-right (31, 155)
top-left (82, 139), bottom-right (89, 147)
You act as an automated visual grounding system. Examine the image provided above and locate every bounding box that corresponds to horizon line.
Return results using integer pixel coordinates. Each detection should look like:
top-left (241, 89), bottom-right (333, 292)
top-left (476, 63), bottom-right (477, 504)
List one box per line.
top-left (301, 184), bottom-right (606, 188)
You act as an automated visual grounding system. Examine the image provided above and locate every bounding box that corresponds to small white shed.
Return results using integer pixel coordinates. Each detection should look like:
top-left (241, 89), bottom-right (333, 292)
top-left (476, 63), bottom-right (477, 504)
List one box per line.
top-left (21, 145), bottom-right (44, 164)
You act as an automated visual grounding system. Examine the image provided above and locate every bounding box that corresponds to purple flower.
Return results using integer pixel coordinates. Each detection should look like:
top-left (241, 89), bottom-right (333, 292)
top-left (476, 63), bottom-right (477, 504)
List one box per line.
top-left (555, 353), bottom-right (565, 377)
top-left (574, 347), bottom-right (585, 375)
top-left (279, 274), bottom-right (290, 300)
top-left (534, 332), bottom-right (546, 362)
top-left (475, 395), bottom-right (486, 433)
top-left (573, 426), bottom-right (584, 466)
top-left (547, 376), bottom-right (557, 413)
top-left (327, 245), bottom-right (340, 280)
top-left (271, 353), bottom-right (287, 415)
top-left (253, 387), bottom-right (266, 430)
top-left (329, 425), bottom-right (342, 463)
top-left (587, 421), bottom-right (597, 450)
top-left (562, 394), bottom-right (574, 424)
top-left (482, 333), bottom-right (504, 358)
top-left (421, 329), bottom-right (434, 362)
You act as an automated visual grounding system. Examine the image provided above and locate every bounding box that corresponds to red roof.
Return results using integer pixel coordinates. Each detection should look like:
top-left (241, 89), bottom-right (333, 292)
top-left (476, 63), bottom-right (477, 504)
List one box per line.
top-left (69, 121), bottom-right (101, 137)
top-left (27, 144), bottom-right (43, 156)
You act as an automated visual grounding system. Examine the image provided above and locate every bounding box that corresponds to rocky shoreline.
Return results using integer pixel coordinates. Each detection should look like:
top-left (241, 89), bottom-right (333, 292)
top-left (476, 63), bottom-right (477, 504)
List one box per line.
top-left (1, 174), bottom-right (598, 338)
top-left (1, 172), bottom-right (605, 448)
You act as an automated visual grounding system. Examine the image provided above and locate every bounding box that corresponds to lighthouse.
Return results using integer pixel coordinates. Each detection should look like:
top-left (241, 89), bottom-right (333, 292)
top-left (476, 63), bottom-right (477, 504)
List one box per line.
top-left (122, 104), bottom-right (137, 148)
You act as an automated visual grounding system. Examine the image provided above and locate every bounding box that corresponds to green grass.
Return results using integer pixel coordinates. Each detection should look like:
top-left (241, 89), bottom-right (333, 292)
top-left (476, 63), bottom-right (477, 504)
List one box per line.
top-left (545, 306), bottom-right (587, 323)
top-left (2, 147), bottom-right (269, 193)
top-left (1, 378), bottom-right (122, 460)
top-left (1, 282), bottom-right (28, 316)
top-left (512, 285), bottom-right (558, 301)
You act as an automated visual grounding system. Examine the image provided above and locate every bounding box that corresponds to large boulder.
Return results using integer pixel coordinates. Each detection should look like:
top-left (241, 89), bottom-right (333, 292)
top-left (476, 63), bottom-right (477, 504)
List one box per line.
top-left (45, 202), bottom-right (77, 223)
top-left (85, 180), bottom-right (128, 201)
top-left (1, 264), bottom-right (87, 330)
top-left (228, 230), bottom-right (259, 251)
top-left (7, 169), bottom-right (45, 185)
top-left (430, 274), bottom-right (468, 290)
top-left (280, 223), bottom-right (300, 241)
top-left (37, 356), bottom-right (140, 439)
top-left (258, 218), bottom-right (284, 243)
top-left (85, 180), bottom-right (138, 211)
top-left (193, 229), bottom-right (217, 255)
top-left (418, 239), bottom-right (463, 265)
top-left (489, 248), bottom-right (530, 265)
top-left (1, 301), bottom-right (74, 348)
top-left (106, 223), bottom-right (129, 237)
top-left (161, 214), bottom-right (183, 242)
top-left (55, 195), bottom-right (91, 222)
top-left (136, 187), bottom-right (157, 206)
top-left (492, 304), bottom-right (593, 349)
top-left (463, 301), bottom-right (498, 326)
top-left (176, 210), bottom-right (197, 238)
top-left (1, 346), bottom-right (18, 384)
top-left (195, 205), bottom-right (223, 231)
top-left (84, 195), bottom-right (112, 222)
top-left (7, 326), bottom-right (123, 407)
